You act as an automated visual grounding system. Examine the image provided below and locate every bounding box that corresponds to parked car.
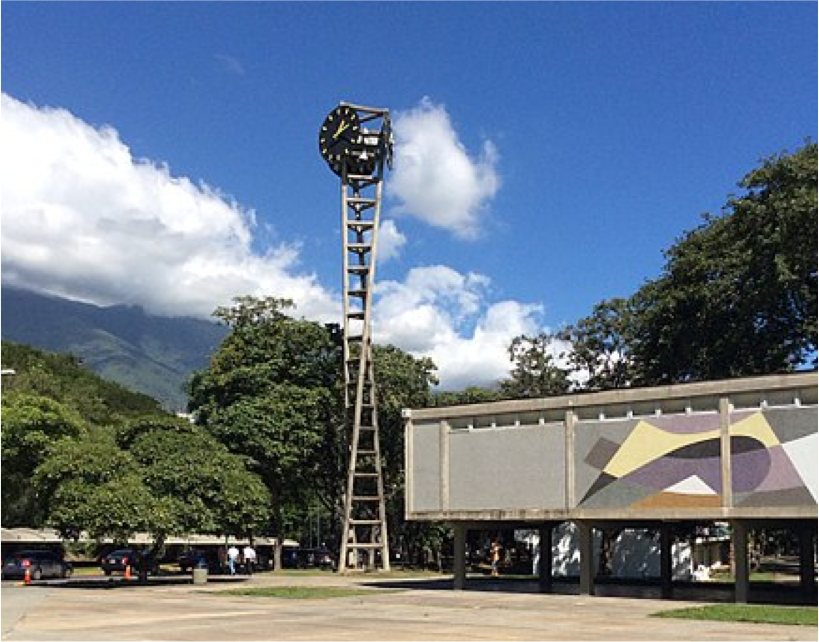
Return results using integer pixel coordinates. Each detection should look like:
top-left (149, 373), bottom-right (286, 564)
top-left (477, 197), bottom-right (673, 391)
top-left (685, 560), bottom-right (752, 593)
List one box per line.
top-left (282, 547), bottom-right (335, 570)
top-left (100, 549), bottom-right (157, 576)
top-left (2, 549), bottom-right (73, 580)
top-left (177, 549), bottom-right (221, 573)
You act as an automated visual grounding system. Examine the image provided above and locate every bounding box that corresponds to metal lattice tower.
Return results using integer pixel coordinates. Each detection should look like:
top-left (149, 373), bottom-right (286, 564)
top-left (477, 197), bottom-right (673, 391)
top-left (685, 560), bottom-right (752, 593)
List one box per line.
top-left (333, 104), bottom-right (391, 573)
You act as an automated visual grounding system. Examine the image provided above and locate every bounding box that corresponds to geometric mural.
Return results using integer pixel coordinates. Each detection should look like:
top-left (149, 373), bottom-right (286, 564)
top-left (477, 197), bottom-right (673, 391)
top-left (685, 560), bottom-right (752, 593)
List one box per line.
top-left (576, 408), bottom-right (817, 511)
top-left (731, 409), bottom-right (817, 507)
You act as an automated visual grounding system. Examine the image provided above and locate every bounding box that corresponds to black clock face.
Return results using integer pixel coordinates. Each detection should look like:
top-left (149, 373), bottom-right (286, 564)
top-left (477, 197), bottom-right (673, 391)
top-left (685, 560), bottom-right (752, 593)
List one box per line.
top-left (318, 106), bottom-right (360, 174)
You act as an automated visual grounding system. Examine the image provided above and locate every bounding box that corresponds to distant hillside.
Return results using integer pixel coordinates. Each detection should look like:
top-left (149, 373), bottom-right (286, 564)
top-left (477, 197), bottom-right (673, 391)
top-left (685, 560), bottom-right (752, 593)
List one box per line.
top-left (1, 287), bottom-right (227, 410)
top-left (0, 340), bottom-right (168, 424)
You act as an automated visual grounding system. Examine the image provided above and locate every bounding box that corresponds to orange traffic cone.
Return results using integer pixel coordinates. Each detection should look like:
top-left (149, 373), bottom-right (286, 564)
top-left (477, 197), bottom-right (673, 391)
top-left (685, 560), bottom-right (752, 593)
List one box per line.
top-left (124, 562), bottom-right (132, 580)
top-left (24, 565), bottom-right (31, 585)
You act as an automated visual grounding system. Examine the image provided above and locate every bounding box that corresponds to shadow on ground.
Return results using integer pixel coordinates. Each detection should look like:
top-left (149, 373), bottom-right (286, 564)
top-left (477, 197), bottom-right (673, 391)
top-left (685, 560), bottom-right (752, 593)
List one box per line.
top-left (362, 575), bottom-right (818, 606)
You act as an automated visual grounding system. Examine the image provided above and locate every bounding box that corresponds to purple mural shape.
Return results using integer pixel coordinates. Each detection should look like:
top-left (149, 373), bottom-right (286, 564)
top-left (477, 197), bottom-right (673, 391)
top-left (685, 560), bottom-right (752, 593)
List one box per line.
top-left (741, 445), bottom-right (805, 494)
top-left (730, 439), bottom-right (773, 493)
top-left (621, 445), bottom-right (723, 495)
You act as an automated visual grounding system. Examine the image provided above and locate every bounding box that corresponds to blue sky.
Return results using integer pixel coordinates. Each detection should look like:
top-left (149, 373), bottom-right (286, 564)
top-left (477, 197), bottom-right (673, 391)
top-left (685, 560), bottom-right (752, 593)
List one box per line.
top-left (2, 2), bottom-right (816, 389)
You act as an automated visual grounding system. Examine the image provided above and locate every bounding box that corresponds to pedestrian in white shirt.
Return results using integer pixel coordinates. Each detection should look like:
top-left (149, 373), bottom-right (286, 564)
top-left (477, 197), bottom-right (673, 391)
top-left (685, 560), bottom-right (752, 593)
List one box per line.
top-left (227, 545), bottom-right (240, 576)
top-left (243, 544), bottom-right (257, 575)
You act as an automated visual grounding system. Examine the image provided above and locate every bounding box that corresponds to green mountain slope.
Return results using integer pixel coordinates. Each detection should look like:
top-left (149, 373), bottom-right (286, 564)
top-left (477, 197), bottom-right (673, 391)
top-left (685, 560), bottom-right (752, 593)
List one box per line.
top-left (1, 287), bottom-right (227, 410)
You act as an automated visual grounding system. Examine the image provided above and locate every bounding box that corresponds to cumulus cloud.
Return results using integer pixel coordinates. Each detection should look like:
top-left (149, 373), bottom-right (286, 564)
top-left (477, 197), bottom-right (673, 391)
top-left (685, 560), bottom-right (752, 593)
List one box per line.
top-left (374, 266), bottom-right (543, 389)
top-left (1, 94), bottom-right (545, 391)
top-left (389, 98), bottom-right (500, 239)
top-left (377, 219), bottom-right (406, 262)
top-left (0, 94), bottom-right (337, 320)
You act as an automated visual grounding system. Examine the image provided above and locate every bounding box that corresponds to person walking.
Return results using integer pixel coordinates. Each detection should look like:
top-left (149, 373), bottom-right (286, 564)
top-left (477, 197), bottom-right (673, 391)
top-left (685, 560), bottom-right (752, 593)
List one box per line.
top-left (243, 544), bottom-right (257, 575)
top-left (490, 540), bottom-right (502, 577)
top-left (227, 545), bottom-right (240, 576)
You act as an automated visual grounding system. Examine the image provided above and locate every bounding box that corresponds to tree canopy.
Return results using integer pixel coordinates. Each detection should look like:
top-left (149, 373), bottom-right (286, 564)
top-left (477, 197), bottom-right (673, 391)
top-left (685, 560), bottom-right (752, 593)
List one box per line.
top-left (629, 141), bottom-right (817, 383)
top-left (508, 142), bottom-right (817, 392)
top-left (2, 341), bottom-right (269, 546)
top-left (187, 296), bottom-right (441, 566)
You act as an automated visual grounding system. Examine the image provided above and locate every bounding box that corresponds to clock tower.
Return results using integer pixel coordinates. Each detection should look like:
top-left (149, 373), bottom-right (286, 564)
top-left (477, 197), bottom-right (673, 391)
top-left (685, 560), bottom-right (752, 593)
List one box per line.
top-left (318, 102), bottom-right (393, 573)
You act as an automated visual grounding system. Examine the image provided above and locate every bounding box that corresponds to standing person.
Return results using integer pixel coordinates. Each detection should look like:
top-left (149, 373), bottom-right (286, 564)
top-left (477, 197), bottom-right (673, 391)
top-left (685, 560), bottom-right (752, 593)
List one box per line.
top-left (490, 540), bottom-right (502, 577)
top-left (243, 543), bottom-right (257, 576)
top-left (227, 544), bottom-right (240, 576)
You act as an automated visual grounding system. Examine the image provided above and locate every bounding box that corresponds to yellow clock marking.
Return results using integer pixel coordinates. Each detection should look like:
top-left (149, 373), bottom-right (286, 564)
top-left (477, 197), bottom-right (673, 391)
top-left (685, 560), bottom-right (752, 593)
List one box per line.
top-left (333, 120), bottom-right (350, 139)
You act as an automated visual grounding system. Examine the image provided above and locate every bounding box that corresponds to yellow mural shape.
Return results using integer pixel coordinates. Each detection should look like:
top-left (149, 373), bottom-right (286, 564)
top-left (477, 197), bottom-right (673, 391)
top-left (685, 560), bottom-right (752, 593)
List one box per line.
top-left (603, 412), bottom-right (779, 480)
top-left (730, 412), bottom-right (779, 447)
top-left (604, 421), bottom-right (720, 479)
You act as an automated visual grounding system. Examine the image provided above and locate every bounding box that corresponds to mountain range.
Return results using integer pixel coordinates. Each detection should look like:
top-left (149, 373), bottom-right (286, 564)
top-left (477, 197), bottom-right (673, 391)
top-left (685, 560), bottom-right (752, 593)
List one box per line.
top-left (1, 287), bottom-right (227, 411)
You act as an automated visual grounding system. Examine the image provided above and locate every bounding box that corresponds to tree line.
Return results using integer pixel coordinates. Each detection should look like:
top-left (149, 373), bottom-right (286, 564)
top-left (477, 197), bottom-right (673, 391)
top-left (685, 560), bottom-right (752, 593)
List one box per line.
top-left (2, 141), bottom-right (815, 569)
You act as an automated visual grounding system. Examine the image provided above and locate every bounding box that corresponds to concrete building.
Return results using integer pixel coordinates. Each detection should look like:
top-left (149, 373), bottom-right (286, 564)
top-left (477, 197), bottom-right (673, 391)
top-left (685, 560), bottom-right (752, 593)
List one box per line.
top-left (403, 372), bottom-right (817, 601)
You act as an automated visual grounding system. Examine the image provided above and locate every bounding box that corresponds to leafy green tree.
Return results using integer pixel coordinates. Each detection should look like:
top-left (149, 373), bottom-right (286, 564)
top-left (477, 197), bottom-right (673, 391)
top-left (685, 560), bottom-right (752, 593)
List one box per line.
top-left (126, 418), bottom-right (271, 541)
top-left (34, 418), bottom-right (270, 549)
top-left (507, 142), bottom-right (817, 392)
top-left (630, 141), bottom-right (817, 383)
top-left (188, 296), bottom-right (447, 567)
top-left (1, 340), bottom-right (164, 424)
top-left (187, 296), bottom-right (343, 568)
top-left (557, 298), bottom-right (637, 391)
top-left (33, 426), bottom-right (155, 542)
top-left (371, 345), bottom-right (438, 557)
top-left (499, 333), bottom-right (571, 398)
top-left (1, 393), bottom-right (85, 527)
top-left (431, 386), bottom-right (505, 406)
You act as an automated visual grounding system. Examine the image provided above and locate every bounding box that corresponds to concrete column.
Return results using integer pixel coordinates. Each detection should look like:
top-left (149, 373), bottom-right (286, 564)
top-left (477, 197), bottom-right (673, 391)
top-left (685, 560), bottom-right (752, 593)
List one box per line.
top-left (565, 410), bottom-right (577, 509)
top-left (719, 397), bottom-right (734, 509)
top-left (798, 521), bottom-right (816, 591)
top-left (452, 523), bottom-right (466, 591)
top-left (731, 520), bottom-right (749, 604)
top-left (538, 523), bottom-right (554, 593)
top-left (577, 521), bottom-right (595, 596)
top-left (440, 421), bottom-right (450, 512)
top-left (660, 523), bottom-right (673, 599)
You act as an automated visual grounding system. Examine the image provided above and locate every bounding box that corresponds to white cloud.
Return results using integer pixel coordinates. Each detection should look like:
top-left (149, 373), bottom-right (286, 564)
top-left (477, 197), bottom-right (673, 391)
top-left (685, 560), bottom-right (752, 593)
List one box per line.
top-left (0, 94), bottom-right (337, 321)
top-left (389, 97), bottom-right (500, 239)
top-left (374, 266), bottom-right (543, 389)
top-left (377, 219), bottom-right (406, 262)
top-left (1, 94), bottom-right (545, 392)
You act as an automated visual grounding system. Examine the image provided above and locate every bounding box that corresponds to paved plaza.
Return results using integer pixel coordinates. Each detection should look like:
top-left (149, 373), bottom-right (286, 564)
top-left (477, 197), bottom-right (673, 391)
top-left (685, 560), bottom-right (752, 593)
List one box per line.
top-left (2, 573), bottom-right (816, 641)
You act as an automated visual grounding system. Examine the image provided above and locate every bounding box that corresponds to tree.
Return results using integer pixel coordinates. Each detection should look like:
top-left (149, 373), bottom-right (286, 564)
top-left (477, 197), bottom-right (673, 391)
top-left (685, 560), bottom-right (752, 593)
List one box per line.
top-left (33, 426), bottom-right (156, 542)
top-left (187, 296), bottom-right (448, 567)
top-left (187, 296), bottom-right (343, 569)
top-left (630, 141), bottom-right (817, 384)
top-left (1, 340), bottom-right (165, 425)
top-left (431, 386), bottom-right (505, 407)
top-left (34, 418), bottom-right (270, 550)
top-left (510, 142), bottom-right (817, 391)
top-left (1, 393), bottom-right (85, 527)
top-left (557, 298), bottom-right (637, 391)
top-left (499, 333), bottom-right (571, 398)
top-left (371, 345), bottom-right (438, 559)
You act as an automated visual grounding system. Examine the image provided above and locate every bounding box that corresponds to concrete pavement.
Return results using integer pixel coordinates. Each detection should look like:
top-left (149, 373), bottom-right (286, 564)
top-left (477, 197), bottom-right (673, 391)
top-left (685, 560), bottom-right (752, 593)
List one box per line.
top-left (2, 573), bottom-right (816, 641)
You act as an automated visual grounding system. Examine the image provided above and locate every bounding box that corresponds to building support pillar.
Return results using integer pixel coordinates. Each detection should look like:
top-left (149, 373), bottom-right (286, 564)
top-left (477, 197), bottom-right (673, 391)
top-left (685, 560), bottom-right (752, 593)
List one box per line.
top-left (452, 522), bottom-right (467, 591)
top-left (731, 520), bottom-right (749, 604)
top-left (577, 521), bottom-right (595, 596)
top-left (798, 520), bottom-right (816, 592)
top-left (660, 523), bottom-right (674, 599)
top-left (538, 522), bottom-right (554, 593)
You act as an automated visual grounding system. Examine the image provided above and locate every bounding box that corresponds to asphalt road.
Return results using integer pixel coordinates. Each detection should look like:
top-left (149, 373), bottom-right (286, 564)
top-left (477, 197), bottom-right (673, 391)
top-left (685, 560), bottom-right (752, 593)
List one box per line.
top-left (2, 574), bottom-right (816, 641)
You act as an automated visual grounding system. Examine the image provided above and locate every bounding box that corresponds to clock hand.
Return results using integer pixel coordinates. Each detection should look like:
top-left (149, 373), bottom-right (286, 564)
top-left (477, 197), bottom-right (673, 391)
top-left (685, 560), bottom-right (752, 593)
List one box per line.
top-left (333, 121), bottom-right (350, 139)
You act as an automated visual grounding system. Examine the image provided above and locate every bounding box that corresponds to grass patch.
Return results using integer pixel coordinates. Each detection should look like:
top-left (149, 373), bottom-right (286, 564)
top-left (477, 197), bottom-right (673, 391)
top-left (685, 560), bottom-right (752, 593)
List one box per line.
top-left (652, 604), bottom-right (817, 626)
top-left (217, 586), bottom-right (400, 600)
